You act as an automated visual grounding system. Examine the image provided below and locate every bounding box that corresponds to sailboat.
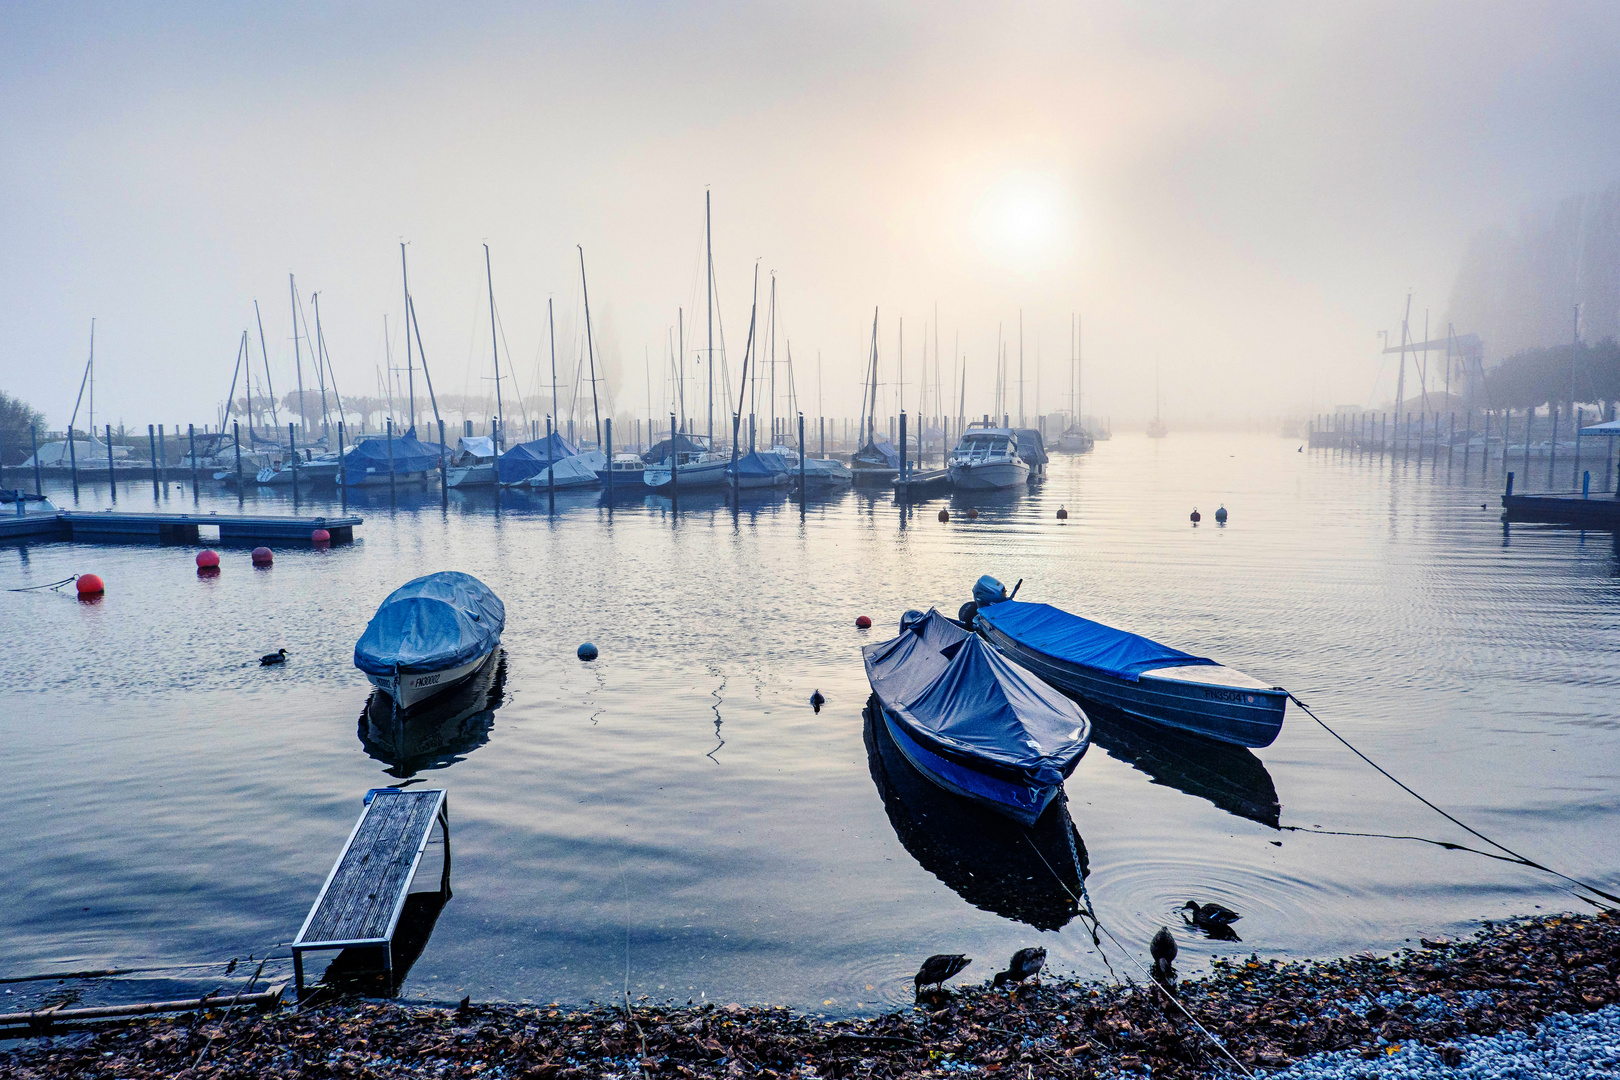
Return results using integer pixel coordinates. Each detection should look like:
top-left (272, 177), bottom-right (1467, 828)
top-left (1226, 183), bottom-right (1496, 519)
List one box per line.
top-left (1058, 313), bottom-right (1094, 453)
top-left (851, 308), bottom-right (899, 482)
top-left (1147, 363), bottom-right (1168, 439)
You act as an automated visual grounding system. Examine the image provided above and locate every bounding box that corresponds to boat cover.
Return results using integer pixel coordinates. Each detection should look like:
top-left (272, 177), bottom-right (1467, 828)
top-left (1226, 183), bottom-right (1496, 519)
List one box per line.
top-left (456, 436), bottom-right (495, 460)
top-left (976, 601), bottom-right (1217, 681)
top-left (730, 450), bottom-right (788, 478)
top-left (853, 439), bottom-right (900, 469)
top-left (497, 434), bottom-right (576, 484)
top-left (644, 433), bottom-right (709, 464)
top-left (863, 609), bottom-right (1088, 785)
top-left (343, 429), bottom-right (446, 485)
top-left (1012, 429), bottom-right (1049, 466)
top-left (532, 449), bottom-right (606, 487)
top-left (802, 457), bottom-right (852, 480)
top-left (354, 571), bottom-right (505, 676)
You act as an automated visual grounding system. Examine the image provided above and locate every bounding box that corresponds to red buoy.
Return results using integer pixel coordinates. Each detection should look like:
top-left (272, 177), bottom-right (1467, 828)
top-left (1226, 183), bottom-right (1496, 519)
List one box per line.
top-left (196, 550), bottom-right (220, 568)
top-left (855, 615), bottom-right (872, 629)
top-left (1056, 506), bottom-right (1068, 520)
top-left (76, 573), bottom-right (104, 597)
top-left (311, 528), bottom-right (330, 543)
top-left (938, 509), bottom-right (949, 522)
top-left (251, 546), bottom-right (273, 566)
top-left (966, 508), bottom-right (979, 520)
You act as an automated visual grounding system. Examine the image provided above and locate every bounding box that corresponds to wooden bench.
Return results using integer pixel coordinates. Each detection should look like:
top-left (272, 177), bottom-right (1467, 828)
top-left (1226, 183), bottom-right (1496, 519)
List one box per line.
top-left (291, 788), bottom-right (450, 996)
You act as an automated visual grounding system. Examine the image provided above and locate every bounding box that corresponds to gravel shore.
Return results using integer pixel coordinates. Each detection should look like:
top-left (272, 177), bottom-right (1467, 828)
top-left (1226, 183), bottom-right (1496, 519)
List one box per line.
top-left (4, 909), bottom-right (1617, 1078)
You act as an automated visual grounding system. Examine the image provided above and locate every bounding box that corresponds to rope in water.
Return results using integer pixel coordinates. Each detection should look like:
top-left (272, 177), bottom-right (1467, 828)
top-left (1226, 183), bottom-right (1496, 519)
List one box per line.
top-left (1019, 831), bottom-right (1255, 1078)
top-left (1287, 692), bottom-right (1620, 910)
top-left (7, 575), bottom-right (78, 592)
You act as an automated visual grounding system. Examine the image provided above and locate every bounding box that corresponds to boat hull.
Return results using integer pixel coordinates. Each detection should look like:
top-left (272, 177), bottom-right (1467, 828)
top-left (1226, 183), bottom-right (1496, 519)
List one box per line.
top-left (346, 471), bottom-right (434, 488)
top-left (596, 468), bottom-right (646, 486)
top-left (446, 463), bottom-right (497, 487)
top-left (365, 647), bottom-right (497, 710)
top-left (644, 459), bottom-right (732, 491)
top-left (978, 621), bottom-right (1286, 747)
top-left (947, 459), bottom-right (1029, 490)
top-left (881, 709), bottom-right (1060, 826)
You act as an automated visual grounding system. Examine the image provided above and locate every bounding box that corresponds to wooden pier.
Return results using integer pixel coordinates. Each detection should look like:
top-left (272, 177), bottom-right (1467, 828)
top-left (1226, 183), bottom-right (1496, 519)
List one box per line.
top-left (0, 510), bottom-right (361, 545)
top-left (291, 789), bottom-right (450, 997)
top-left (1501, 471), bottom-right (1620, 527)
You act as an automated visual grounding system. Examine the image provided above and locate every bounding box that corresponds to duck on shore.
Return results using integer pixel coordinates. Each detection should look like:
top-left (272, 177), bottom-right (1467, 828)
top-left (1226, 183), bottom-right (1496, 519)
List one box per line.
top-left (1150, 927), bottom-right (1177, 982)
top-left (914, 954), bottom-right (971, 993)
top-left (991, 947), bottom-right (1046, 988)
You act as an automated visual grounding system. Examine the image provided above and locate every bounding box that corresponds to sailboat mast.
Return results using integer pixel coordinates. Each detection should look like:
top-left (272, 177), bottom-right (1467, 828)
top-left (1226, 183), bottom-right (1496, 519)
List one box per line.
top-left (485, 244), bottom-right (503, 447)
top-left (577, 245), bottom-right (602, 446)
top-left (401, 244), bottom-right (416, 432)
top-left (768, 275), bottom-right (777, 443)
top-left (678, 307), bottom-right (686, 431)
top-left (548, 298), bottom-right (558, 444)
top-left (1018, 310), bottom-right (1024, 427)
top-left (289, 274), bottom-right (307, 439)
top-left (255, 300), bottom-right (278, 429)
top-left (1078, 314), bottom-right (1083, 428)
top-left (87, 319), bottom-right (94, 438)
top-left (314, 294), bottom-right (343, 429)
top-left (304, 290), bottom-right (330, 441)
top-left (706, 190), bottom-right (714, 448)
top-left (869, 308), bottom-right (879, 442)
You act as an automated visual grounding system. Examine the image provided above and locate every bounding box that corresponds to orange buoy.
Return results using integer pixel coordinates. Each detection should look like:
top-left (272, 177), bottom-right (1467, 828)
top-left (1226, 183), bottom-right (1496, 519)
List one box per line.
top-left (966, 508), bottom-right (979, 520)
top-left (311, 528), bottom-right (330, 543)
top-left (196, 550), bottom-right (220, 568)
top-left (251, 546), bottom-right (273, 566)
top-left (855, 615), bottom-right (872, 629)
top-left (938, 509), bottom-right (949, 522)
top-left (1056, 506), bottom-right (1068, 520)
top-left (76, 573), bottom-right (104, 597)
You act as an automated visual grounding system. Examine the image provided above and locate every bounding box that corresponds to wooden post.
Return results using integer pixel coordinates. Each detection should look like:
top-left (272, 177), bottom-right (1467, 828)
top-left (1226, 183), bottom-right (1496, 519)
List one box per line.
top-left (440, 418), bottom-right (449, 507)
top-left (820, 415), bottom-right (825, 459)
top-left (107, 424), bottom-right (116, 503)
top-left (1502, 409), bottom-right (1511, 476)
top-left (1548, 406), bottom-right (1559, 488)
top-left (147, 424), bottom-right (158, 500)
top-left (1446, 413), bottom-right (1455, 469)
top-left (798, 414), bottom-right (806, 513)
top-left (1523, 406), bottom-right (1533, 483)
top-left (670, 413), bottom-right (679, 507)
top-left (1607, 404), bottom-right (1615, 496)
top-left (605, 417), bottom-right (614, 500)
top-left (386, 418), bottom-right (396, 503)
top-left (1415, 412), bottom-right (1425, 470)
top-left (899, 411), bottom-right (908, 499)
top-left (158, 423), bottom-right (168, 489)
top-left (30, 425), bottom-right (41, 496)
top-left (1583, 470), bottom-right (1590, 499)
top-left (338, 421), bottom-right (347, 513)
top-left (1506, 470), bottom-right (1514, 497)
top-left (189, 423), bottom-right (199, 498)
top-left (233, 421), bottom-right (243, 497)
top-left (1573, 407), bottom-right (1583, 489)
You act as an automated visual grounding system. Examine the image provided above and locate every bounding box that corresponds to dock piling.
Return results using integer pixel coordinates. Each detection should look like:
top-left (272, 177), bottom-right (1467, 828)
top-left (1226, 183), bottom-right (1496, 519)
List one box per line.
top-left (339, 421), bottom-right (348, 513)
top-left (189, 424), bottom-right (198, 499)
top-left (899, 411), bottom-right (908, 500)
top-left (670, 413), bottom-right (679, 507)
top-left (147, 425), bottom-right (158, 500)
top-left (1523, 406), bottom-right (1534, 485)
top-left (605, 417), bottom-right (613, 501)
top-left (1548, 406), bottom-right (1559, 488)
top-left (30, 425), bottom-right (41, 496)
top-left (799, 414), bottom-right (806, 515)
top-left (233, 421), bottom-right (243, 498)
top-left (1573, 408), bottom-right (1583, 489)
top-left (386, 419), bottom-right (396, 504)
top-left (107, 424), bottom-right (116, 503)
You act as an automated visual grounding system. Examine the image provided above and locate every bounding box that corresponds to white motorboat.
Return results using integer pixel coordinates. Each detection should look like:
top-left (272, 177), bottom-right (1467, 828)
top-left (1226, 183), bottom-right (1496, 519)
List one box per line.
top-left (644, 450), bottom-right (732, 491)
top-left (446, 436), bottom-right (498, 488)
top-left (947, 428), bottom-right (1030, 490)
top-left (354, 572), bottom-right (506, 710)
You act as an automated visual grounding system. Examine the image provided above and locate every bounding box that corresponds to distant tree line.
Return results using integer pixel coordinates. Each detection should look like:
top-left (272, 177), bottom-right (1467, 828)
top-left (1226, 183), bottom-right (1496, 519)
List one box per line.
top-left (226, 390), bottom-right (553, 434)
top-left (0, 391), bottom-right (47, 467)
top-left (1483, 338), bottom-right (1620, 414)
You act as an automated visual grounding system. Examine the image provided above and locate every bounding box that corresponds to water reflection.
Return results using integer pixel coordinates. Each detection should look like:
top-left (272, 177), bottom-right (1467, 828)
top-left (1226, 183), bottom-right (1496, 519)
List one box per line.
top-left (1085, 705), bottom-right (1280, 829)
top-left (863, 698), bottom-right (1089, 931)
top-left (358, 651), bottom-right (508, 778)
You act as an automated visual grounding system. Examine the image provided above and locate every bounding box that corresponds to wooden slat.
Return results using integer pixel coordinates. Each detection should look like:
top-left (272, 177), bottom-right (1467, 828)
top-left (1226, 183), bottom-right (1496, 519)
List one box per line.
top-left (300, 791), bottom-right (440, 946)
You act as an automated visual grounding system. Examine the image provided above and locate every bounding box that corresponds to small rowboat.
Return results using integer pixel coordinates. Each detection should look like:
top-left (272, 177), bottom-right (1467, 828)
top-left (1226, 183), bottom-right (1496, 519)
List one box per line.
top-left (861, 609), bottom-right (1090, 825)
top-left (354, 572), bottom-right (505, 709)
top-left (973, 583), bottom-right (1286, 748)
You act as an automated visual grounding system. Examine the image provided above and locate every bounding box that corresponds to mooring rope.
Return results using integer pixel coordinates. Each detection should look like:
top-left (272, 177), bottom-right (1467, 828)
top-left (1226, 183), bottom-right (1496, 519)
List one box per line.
top-left (1288, 692), bottom-right (1620, 909)
top-left (7, 575), bottom-right (78, 592)
top-left (1019, 831), bottom-right (1255, 1078)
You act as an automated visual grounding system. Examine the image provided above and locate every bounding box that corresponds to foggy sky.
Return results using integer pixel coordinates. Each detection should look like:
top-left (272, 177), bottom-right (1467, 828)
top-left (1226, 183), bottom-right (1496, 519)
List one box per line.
top-left (5, 1), bottom-right (1620, 431)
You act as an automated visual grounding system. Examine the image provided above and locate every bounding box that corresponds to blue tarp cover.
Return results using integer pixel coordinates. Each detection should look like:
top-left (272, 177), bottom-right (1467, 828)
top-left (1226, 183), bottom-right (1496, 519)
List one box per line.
top-left (730, 450), bottom-right (787, 478)
top-left (354, 571), bottom-right (506, 676)
top-left (1012, 429), bottom-right (1049, 466)
top-left (343, 429), bottom-right (446, 485)
top-left (853, 439), bottom-right (900, 469)
top-left (496, 434), bottom-right (576, 484)
top-left (863, 609), bottom-right (1088, 785)
top-left (976, 600), bottom-right (1216, 681)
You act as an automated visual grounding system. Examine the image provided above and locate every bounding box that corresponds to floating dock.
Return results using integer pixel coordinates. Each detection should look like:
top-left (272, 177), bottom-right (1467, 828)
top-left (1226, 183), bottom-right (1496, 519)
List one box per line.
top-left (1502, 492), bottom-right (1620, 527)
top-left (0, 510), bottom-right (361, 545)
top-left (893, 469), bottom-right (953, 497)
top-left (291, 788), bottom-right (450, 997)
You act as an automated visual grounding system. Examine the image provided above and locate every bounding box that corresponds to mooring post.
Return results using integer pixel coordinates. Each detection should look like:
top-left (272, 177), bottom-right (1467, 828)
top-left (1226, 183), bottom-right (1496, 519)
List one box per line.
top-left (1463, 411), bottom-right (1472, 472)
top-left (670, 413), bottom-right (680, 507)
top-left (386, 419), bottom-right (396, 504)
top-left (799, 413), bottom-right (806, 513)
top-left (1523, 406), bottom-right (1534, 484)
top-left (147, 424), bottom-right (158, 500)
top-left (1548, 406), bottom-right (1559, 488)
top-left (30, 425), bottom-right (41, 496)
top-left (233, 421), bottom-right (243, 497)
top-left (107, 424), bottom-right (116, 504)
top-left (820, 415), bottom-right (825, 459)
top-left (1573, 407), bottom-right (1583, 490)
top-left (1583, 470), bottom-right (1591, 499)
top-left (189, 424), bottom-right (199, 499)
top-left (546, 415), bottom-right (555, 509)
top-left (1506, 471), bottom-right (1514, 497)
top-left (158, 424), bottom-right (169, 491)
top-left (1608, 404), bottom-right (1616, 496)
top-left (1415, 412), bottom-right (1425, 471)
top-left (1502, 408), bottom-right (1512, 476)
top-left (439, 418), bottom-right (448, 508)
top-left (338, 421), bottom-right (348, 514)
top-left (1446, 413), bottom-right (1455, 469)
top-left (605, 417), bottom-right (614, 501)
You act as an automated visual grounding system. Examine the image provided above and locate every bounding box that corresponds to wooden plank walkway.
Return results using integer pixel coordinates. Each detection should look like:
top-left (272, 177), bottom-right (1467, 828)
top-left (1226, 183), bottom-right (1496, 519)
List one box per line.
top-left (0, 510), bottom-right (361, 545)
top-left (292, 789), bottom-right (450, 996)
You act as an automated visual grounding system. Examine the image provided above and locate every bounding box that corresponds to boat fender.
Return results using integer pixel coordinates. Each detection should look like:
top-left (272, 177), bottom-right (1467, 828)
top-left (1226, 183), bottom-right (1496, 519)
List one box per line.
top-left (76, 573), bottom-right (104, 598)
top-left (938, 509), bottom-right (949, 522)
top-left (251, 546), bottom-right (273, 566)
top-left (855, 615), bottom-right (872, 630)
top-left (1056, 506), bottom-right (1067, 520)
top-left (311, 528), bottom-right (331, 544)
top-left (577, 642), bottom-right (599, 661)
top-left (196, 550), bottom-right (220, 568)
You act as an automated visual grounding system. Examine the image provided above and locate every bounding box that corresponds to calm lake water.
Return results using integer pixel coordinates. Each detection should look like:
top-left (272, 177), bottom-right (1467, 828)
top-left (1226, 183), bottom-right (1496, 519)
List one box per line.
top-left (4, 432), bottom-right (1619, 1016)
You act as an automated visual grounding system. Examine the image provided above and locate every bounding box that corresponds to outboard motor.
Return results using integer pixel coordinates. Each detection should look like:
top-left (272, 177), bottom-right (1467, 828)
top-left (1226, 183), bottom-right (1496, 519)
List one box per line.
top-left (973, 575), bottom-right (1010, 608)
top-left (900, 609), bottom-right (927, 633)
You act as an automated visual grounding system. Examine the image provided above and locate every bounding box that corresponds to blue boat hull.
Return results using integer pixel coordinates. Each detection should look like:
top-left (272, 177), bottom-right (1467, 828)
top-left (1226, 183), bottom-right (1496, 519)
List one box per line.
top-left (880, 708), bottom-right (1060, 826)
top-left (979, 622), bottom-right (1286, 748)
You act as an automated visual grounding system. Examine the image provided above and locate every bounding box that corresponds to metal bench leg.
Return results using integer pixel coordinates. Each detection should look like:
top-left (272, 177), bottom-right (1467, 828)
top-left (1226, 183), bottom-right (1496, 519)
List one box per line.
top-left (438, 803), bottom-right (453, 900)
top-left (293, 949), bottom-right (305, 999)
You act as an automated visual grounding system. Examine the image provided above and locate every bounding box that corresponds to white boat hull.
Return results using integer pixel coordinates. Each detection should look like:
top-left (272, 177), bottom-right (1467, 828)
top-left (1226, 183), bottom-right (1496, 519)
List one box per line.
top-left (645, 458), bottom-right (732, 491)
top-left (948, 459), bottom-right (1029, 490)
top-left (447, 463), bottom-right (497, 487)
top-left (366, 648), bottom-right (496, 710)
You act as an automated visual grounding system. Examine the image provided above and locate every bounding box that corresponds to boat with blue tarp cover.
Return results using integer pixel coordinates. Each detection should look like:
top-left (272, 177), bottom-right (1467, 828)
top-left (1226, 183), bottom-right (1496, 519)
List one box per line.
top-left (728, 449), bottom-right (790, 488)
top-left (861, 609), bottom-right (1090, 825)
top-left (497, 433), bottom-right (577, 486)
top-left (343, 429), bottom-right (446, 488)
top-left (355, 572), bottom-right (506, 709)
top-left (970, 577), bottom-right (1286, 747)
